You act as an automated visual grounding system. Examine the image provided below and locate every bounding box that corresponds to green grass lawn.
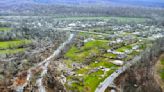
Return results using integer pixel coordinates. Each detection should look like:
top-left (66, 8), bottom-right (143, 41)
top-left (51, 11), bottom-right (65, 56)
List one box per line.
top-left (160, 58), bottom-right (164, 80)
top-left (0, 40), bottom-right (32, 49)
top-left (65, 40), bottom-right (109, 62)
top-left (103, 53), bottom-right (117, 59)
top-left (0, 40), bottom-right (32, 55)
top-left (160, 69), bottom-right (164, 80)
top-left (161, 58), bottom-right (164, 65)
top-left (0, 27), bottom-right (12, 31)
top-left (0, 48), bottom-right (25, 55)
top-left (116, 45), bottom-right (132, 52)
top-left (66, 61), bottom-right (118, 92)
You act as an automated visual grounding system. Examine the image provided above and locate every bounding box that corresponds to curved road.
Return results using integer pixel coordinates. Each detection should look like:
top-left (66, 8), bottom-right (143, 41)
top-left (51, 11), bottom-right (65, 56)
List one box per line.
top-left (95, 56), bottom-right (141, 92)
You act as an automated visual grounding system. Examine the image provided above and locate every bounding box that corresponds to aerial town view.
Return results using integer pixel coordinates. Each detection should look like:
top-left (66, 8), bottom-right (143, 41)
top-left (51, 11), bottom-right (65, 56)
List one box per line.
top-left (0, 0), bottom-right (164, 92)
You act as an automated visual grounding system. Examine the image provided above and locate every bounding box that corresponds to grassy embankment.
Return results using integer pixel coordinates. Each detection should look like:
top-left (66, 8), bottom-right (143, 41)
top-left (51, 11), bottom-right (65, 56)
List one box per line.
top-left (160, 57), bottom-right (164, 80)
top-left (155, 54), bottom-right (164, 91)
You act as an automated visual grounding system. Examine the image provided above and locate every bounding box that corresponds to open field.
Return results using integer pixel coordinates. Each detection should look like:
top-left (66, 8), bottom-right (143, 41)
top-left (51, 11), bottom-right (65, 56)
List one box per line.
top-left (0, 48), bottom-right (25, 55)
top-left (0, 40), bottom-right (32, 50)
top-left (0, 27), bottom-right (12, 32)
top-left (55, 16), bottom-right (149, 23)
top-left (0, 40), bottom-right (31, 55)
top-left (0, 27), bottom-right (32, 55)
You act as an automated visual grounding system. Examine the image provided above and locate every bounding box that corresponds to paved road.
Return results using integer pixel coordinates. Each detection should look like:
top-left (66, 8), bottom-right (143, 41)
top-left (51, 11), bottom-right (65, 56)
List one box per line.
top-left (71, 30), bottom-right (109, 35)
top-left (95, 56), bottom-right (141, 92)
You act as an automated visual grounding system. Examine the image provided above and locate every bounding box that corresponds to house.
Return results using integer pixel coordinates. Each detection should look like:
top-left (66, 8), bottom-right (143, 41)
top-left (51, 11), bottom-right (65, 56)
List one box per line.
top-left (110, 60), bottom-right (124, 66)
top-left (124, 50), bottom-right (133, 54)
top-left (68, 23), bottom-right (76, 27)
top-left (117, 54), bottom-right (127, 59)
top-left (84, 38), bottom-right (95, 43)
top-left (107, 49), bottom-right (124, 55)
top-left (132, 45), bottom-right (139, 50)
